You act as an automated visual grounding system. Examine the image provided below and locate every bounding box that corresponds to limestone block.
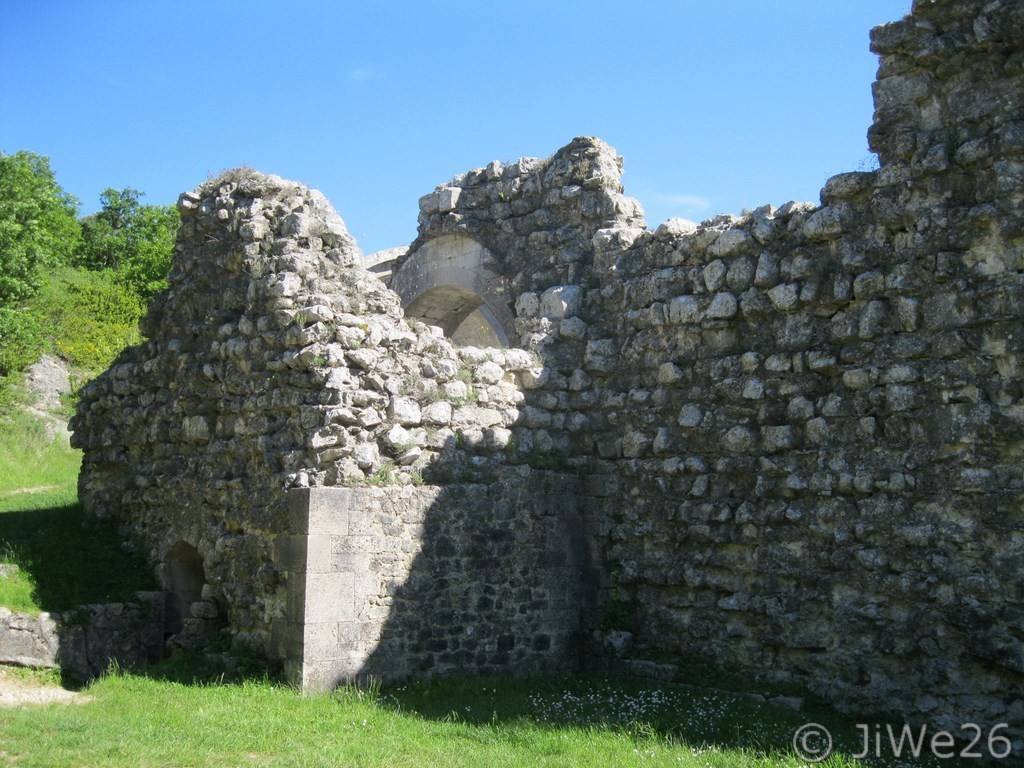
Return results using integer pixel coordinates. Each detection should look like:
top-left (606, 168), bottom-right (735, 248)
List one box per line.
top-left (502, 348), bottom-right (535, 371)
top-left (621, 431), bottom-right (650, 458)
top-left (754, 252), bottom-right (780, 287)
top-left (384, 424), bottom-right (412, 449)
top-left (655, 217), bottom-right (698, 238)
top-left (474, 361), bottom-right (505, 385)
top-left (353, 442), bottom-right (379, 470)
top-left (652, 427), bottom-right (673, 454)
top-left (182, 415), bottom-right (210, 443)
top-left (767, 283), bottom-right (799, 311)
top-left (742, 379), bottom-right (765, 399)
top-left (708, 229), bottom-right (754, 258)
top-left (803, 204), bottom-right (851, 241)
top-left (436, 186), bottom-right (461, 213)
top-left (702, 260), bottom-right (728, 292)
top-left (396, 446), bottom-right (422, 465)
top-left (761, 425), bottom-right (796, 453)
top-left (859, 300), bottom-right (888, 338)
top-left (540, 285), bottom-right (583, 319)
top-left (522, 406), bottom-right (552, 428)
top-left (657, 362), bottom-right (684, 385)
top-left (678, 403), bottom-right (703, 427)
top-left (484, 427), bottom-right (512, 450)
top-left (421, 401), bottom-right (453, 425)
top-left (721, 426), bottom-right (756, 452)
top-left (388, 397), bottom-right (422, 426)
top-left (190, 599), bottom-right (220, 620)
top-left (335, 326), bottom-right (366, 350)
top-left (309, 427), bottom-right (344, 450)
top-left (894, 296), bottom-right (920, 331)
top-left (512, 367), bottom-right (544, 391)
top-left (706, 292), bottom-right (738, 319)
top-left (347, 348), bottom-right (379, 370)
top-left (453, 405), bottom-right (503, 428)
top-left (584, 340), bottom-right (617, 373)
top-left (559, 317), bottom-right (588, 340)
top-left (667, 296), bottom-right (700, 324)
top-left (0, 609), bottom-right (59, 668)
top-left (358, 408), bottom-right (383, 429)
top-left (852, 270), bottom-right (885, 299)
top-left (726, 258), bottom-right (755, 292)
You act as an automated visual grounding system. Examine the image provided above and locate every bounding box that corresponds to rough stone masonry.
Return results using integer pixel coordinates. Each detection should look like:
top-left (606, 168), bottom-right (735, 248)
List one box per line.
top-left (72, 0), bottom-right (1023, 741)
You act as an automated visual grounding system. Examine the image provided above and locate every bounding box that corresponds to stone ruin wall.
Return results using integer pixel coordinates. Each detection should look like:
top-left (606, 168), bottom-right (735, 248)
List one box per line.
top-left (70, 167), bottom-right (602, 671)
top-left (276, 476), bottom-right (591, 690)
top-left (72, 0), bottom-right (1023, 736)
top-left (586, 0), bottom-right (1024, 727)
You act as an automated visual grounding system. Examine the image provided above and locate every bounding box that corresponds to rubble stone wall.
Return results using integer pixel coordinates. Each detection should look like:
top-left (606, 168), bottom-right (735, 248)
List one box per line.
top-left (276, 474), bottom-right (592, 690)
top-left (577, 0), bottom-right (1024, 729)
top-left (0, 594), bottom-right (165, 683)
top-left (71, 0), bottom-right (1023, 736)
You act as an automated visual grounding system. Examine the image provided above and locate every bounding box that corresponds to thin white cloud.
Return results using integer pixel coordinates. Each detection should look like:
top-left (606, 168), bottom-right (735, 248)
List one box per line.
top-left (347, 67), bottom-right (373, 83)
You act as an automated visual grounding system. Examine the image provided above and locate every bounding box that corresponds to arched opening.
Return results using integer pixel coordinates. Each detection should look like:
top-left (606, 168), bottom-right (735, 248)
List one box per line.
top-left (404, 285), bottom-right (509, 347)
top-left (164, 541), bottom-right (206, 636)
top-left (390, 235), bottom-right (515, 347)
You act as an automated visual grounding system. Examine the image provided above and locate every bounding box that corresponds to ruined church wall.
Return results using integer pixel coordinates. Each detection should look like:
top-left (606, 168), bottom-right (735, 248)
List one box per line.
top-left (71, 169), bottom-right (602, 660)
top-left (69, 0), bottom-right (1024, 732)
top-left (68, 173), bottom-right (532, 650)
top-left (580, 0), bottom-right (1024, 727)
top-left (276, 473), bottom-right (591, 690)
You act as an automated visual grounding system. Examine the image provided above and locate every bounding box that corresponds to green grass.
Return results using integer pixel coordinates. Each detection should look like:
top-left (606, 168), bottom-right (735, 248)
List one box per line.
top-left (0, 671), bottom-right (976, 768)
top-left (0, 410), bottom-right (154, 613)
top-left (0, 408), bottom-right (80, 496)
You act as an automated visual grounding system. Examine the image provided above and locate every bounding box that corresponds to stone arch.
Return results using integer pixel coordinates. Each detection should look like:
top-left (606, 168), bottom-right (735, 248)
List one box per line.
top-left (390, 234), bottom-right (515, 347)
top-left (164, 541), bottom-right (206, 636)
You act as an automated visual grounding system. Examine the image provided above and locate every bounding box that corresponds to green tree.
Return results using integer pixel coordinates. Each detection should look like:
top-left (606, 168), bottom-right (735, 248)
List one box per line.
top-left (0, 151), bottom-right (80, 306)
top-left (78, 187), bottom-right (179, 300)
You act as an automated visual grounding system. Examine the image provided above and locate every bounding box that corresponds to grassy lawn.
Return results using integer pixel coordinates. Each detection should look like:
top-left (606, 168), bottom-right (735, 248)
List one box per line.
top-left (1, 670), bottom-right (949, 768)
top-left (0, 410), bottom-right (972, 767)
top-left (0, 410), bottom-right (154, 613)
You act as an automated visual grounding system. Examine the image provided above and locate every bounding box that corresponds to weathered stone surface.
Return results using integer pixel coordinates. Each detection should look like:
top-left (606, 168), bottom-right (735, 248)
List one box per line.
top-left (0, 595), bottom-right (165, 683)
top-left (71, 0), bottom-right (1024, 743)
top-left (282, 478), bottom-right (592, 689)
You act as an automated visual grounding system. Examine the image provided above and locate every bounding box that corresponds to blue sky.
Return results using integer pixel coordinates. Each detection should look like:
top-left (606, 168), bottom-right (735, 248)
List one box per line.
top-left (1, 1), bottom-right (911, 255)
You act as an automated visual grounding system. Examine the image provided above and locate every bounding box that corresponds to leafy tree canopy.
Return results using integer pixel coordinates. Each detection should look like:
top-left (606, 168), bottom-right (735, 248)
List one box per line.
top-left (78, 187), bottom-right (179, 300)
top-left (0, 151), bottom-right (81, 307)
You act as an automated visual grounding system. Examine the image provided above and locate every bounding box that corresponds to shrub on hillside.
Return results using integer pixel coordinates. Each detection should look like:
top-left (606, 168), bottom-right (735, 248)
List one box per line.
top-left (0, 308), bottom-right (44, 378)
top-left (32, 269), bottom-right (145, 374)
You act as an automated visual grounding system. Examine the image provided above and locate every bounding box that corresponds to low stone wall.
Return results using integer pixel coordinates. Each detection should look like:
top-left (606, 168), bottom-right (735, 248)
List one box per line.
top-left (274, 472), bottom-right (594, 690)
top-left (0, 593), bottom-right (166, 683)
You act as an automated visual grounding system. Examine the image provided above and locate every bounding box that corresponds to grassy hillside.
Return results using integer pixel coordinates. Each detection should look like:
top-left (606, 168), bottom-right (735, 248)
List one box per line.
top-left (0, 266), bottom-right (145, 414)
top-left (0, 410), bottom-right (154, 613)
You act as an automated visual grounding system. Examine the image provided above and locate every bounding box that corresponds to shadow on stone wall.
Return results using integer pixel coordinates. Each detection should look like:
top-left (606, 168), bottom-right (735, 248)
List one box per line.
top-left (0, 502), bottom-right (166, 685)
top-left (277, 470), bottom-right (602, 690)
